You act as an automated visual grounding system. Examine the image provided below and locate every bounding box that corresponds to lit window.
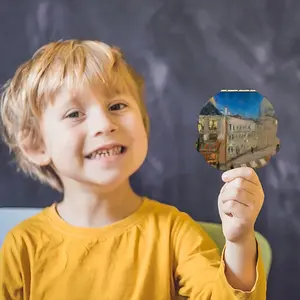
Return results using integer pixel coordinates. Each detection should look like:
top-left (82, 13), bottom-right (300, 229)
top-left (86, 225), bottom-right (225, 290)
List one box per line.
top-left (198, 119), bottom-right (205, 131)
top-left (209, 120), bottom-right (218, 130)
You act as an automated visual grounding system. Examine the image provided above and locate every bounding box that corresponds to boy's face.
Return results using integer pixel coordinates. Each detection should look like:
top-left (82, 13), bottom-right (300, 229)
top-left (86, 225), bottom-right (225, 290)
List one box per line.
top-left (37, 84), bottom-right (148, 190)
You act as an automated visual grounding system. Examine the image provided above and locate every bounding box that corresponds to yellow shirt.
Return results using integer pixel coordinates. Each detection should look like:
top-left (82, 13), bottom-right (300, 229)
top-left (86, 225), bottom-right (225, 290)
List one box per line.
top-left (0, 198), bottom-right (266, 300)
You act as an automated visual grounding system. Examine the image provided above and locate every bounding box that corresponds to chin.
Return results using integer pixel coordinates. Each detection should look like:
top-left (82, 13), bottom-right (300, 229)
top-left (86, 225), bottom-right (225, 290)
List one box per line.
top-left (87, 170), bottom-right (131, 188)
top-left (90, 178), bottom-right (130, 193)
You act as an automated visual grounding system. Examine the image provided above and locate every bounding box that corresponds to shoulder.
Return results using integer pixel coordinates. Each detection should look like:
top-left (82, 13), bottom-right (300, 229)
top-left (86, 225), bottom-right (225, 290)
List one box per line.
top-left (143, 197), bottom-right (200, 229)
top-left (143, 198), bottom-right (216, 250)
top-left (144, 197), bottom-right (180, 214)
top-left (144, 197), bottom-right (183, 219)
top-left (1, 205), bottom-right (54, 251)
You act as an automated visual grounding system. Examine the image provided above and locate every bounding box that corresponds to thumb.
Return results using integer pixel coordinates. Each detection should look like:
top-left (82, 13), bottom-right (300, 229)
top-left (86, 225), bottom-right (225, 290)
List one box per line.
top-left (220, 182), bottom-right (228, 194)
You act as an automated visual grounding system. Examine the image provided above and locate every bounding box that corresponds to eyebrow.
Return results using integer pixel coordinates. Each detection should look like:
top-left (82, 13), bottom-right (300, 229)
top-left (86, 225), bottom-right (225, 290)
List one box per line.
top-left (110, 93), bottom-right (135, 101)
top-left (54, 93), bottom-right (80, 109)
top-left (54, 91), bottom-right (136, 110)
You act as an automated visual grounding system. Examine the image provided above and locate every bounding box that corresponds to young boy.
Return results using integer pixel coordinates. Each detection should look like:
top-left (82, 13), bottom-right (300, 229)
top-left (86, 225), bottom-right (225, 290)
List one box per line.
top-left (0, 40), bottom-right (266, 300)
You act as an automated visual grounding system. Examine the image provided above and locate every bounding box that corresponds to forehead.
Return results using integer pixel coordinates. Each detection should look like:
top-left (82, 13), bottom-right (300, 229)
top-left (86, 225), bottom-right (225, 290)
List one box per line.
top-left (51, 82), bottom-right (136, 108)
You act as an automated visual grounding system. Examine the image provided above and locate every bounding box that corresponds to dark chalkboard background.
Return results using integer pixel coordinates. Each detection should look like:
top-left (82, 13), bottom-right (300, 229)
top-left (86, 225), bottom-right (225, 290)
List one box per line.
top-left (0, 1), bottom-right (299, 299)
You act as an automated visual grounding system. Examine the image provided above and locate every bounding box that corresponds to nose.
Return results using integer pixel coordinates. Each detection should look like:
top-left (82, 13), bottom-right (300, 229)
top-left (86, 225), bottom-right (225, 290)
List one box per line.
top-left (88, 108), bottom-right (118, 136)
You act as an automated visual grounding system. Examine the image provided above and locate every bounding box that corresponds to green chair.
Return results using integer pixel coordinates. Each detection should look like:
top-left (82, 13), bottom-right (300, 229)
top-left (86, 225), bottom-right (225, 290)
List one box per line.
top-left (198, 221), bottom-right (272, 278)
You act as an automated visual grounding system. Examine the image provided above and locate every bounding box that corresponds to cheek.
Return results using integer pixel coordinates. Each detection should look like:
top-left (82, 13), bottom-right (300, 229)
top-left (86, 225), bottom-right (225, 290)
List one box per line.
top-left (44, 125), bottom-right (83, 159)
top-left (126, 115), bottom-right (147, 141)
top-left (124, 109), bottom-right (147, 134)
top-left (121, 113), bottom-right (148, 155)
top-left (131, 119), bottom-right (148, 154)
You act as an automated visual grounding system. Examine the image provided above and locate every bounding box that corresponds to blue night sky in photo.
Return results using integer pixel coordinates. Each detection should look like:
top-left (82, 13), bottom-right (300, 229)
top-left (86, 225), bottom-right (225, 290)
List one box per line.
top-left (213, 91), bottom-right (264, 119)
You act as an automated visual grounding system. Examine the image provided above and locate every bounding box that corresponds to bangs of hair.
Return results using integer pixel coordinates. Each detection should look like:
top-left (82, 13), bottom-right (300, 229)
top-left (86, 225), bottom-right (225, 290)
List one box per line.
top-left (24, 40), bottom-right (144, 118)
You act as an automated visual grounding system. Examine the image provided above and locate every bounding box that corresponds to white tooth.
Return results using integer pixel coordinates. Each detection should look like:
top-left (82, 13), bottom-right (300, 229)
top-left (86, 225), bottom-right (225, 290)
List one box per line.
top-left (114, 147), bottom-right (119, 154)
top-left (89, 146), bottom-right (123, 159)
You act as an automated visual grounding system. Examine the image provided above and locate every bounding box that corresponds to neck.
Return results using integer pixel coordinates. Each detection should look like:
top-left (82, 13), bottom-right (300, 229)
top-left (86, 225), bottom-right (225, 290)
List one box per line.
top-left (56, 179), bottom-right (142, 228)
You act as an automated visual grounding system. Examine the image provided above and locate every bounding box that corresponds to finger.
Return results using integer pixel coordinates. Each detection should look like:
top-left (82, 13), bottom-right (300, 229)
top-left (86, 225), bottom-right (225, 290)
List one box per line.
top-left (222, 167), bottom-right (260, 186)
top-left (221, 200), bottom-right (251, 219)
top-left (219, 187), bottom-right (255, 207)
top-left (221, 177), bottom-right (264, 197)
top-left (220, 182), bottom-right (228, 194)
top-left (220, 177), bottom-right (252, 194)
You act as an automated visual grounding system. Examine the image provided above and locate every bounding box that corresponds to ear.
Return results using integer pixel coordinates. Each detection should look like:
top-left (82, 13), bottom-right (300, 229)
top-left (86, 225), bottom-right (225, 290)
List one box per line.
top-left (18, 133), bottom-right (51, 166)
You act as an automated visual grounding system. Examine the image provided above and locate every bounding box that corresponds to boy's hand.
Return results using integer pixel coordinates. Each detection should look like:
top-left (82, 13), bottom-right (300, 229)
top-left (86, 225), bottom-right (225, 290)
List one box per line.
top-left (218, 167), bottom-right (264, 243)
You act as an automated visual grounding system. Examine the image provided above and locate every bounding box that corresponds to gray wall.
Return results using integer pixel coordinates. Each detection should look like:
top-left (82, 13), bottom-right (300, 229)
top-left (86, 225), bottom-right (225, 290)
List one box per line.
top-left (0, 0), bottom-right (299, 299)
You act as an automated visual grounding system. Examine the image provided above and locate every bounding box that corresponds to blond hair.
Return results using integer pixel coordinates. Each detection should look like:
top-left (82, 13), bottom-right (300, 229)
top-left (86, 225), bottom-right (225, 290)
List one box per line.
top-left (0, 39), bottom-right (150, 192)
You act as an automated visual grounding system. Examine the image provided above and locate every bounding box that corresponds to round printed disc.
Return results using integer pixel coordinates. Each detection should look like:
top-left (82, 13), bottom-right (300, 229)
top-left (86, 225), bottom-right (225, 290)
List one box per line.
top-left (196, 90), bottom-right (280, 170)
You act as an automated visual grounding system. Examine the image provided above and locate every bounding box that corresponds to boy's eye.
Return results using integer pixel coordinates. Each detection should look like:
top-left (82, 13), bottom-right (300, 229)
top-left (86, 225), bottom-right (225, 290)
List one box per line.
top-left (66, 111), bottom-right (83, 118)
top-left (109, 103), bottom-right (127, 111)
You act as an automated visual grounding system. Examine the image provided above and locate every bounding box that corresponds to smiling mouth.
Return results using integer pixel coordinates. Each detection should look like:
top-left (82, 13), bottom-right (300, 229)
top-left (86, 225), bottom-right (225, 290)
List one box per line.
top-left (86, 146), bottom-right (127, 160)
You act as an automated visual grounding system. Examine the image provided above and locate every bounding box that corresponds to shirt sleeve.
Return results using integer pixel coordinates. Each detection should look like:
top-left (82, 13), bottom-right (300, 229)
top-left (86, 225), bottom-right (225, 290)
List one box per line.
top-left (172, 212), bottom-right (267, 300)
top-left (0, 231), bottom-right (28, 300)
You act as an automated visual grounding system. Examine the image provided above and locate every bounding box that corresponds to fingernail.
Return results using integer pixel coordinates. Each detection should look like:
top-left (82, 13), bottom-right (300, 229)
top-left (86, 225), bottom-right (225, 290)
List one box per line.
top-left (222, 173), bottom-right (228, 180)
